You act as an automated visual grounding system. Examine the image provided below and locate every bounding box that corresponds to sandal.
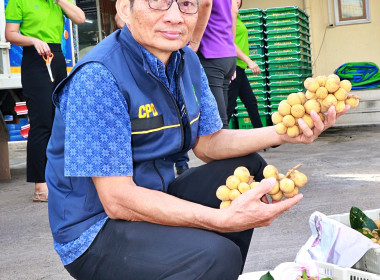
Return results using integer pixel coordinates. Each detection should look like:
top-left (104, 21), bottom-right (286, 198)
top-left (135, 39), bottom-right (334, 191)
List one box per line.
top-left (33, 191), bottom-right (48, 202)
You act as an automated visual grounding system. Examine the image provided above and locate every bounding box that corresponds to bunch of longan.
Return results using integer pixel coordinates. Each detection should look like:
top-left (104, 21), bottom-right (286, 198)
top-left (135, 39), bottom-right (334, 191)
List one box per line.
top-left (216, 164), bottom-right (307, 208)
top-left (304, 74), bottom-right (360, 113)
top-left (263, 164), bottom-right (307, 201)
top-left (216, 166), bottom-right (256, 209)
top-left (272, 74), bottom-right (361, 137)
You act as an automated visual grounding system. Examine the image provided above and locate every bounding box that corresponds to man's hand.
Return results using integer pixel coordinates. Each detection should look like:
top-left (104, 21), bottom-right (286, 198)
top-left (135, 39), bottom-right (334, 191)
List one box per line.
top-left (218, 178), bottom-right (303, 232)
top-left (280, 105), bottom-right (349, 144)
top-left (247, 60), bottom-right (261, 75)
top-left (32, 38), bottom-right (51, 56)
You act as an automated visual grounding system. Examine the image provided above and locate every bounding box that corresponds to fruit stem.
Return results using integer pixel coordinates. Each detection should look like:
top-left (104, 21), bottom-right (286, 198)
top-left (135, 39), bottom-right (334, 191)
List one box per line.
top-left (349, 94), bottom-right (361, 100)
top-left (248, 176), bottom-right (255, 184)
top-left (285, 163), bottom-right (302, 178)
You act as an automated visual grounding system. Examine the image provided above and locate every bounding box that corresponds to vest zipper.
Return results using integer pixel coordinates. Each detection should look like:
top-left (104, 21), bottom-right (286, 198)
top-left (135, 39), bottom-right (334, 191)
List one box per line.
top-left (152, 160), bottom-right (166, 192)
top-left (145, 70), bottom-right (185, 148)
top-left (145, 70), bottom-right (184, 192)
top-left (177, 57), bottom-right (191, 151)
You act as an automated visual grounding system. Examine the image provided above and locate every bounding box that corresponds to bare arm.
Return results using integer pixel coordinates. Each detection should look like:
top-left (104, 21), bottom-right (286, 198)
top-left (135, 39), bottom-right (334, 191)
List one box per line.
top-left (193, 105), bottom-right (349, 162)
top-left (234, 42), bottom-right (261, 74)
top-left (56, 0), bottom-right (86, 25)
top-left (93, 175), bottom-right (302, 233)
top-left (5, 23), bottom-right (51, 55)
top-left (231, 0), bottom-right (238, 42)
top-left (188, 0), bottom-right (212, 52)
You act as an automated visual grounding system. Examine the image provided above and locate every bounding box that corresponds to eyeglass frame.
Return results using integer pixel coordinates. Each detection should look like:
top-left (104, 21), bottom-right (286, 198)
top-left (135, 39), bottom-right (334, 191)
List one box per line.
top-left (147, 0), bottom-right (200, 14)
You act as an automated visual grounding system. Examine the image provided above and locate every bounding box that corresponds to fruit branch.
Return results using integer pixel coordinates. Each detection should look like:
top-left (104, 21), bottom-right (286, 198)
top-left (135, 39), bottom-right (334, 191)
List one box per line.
top-left (285, 163), bottom-right (302, 178)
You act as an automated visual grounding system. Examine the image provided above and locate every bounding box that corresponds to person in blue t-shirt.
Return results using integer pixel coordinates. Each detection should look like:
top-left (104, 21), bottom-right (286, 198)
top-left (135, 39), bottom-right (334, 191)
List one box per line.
top-left (46, 0), bottom-right (349, 279)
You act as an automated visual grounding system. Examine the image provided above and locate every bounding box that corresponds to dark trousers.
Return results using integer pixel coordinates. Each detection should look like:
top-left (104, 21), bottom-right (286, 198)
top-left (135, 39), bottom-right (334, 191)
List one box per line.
top-left (227, 67), bottom-right (263, 128)
top-left (198, 53), bottom-right (236, 129)
top-left (65, 153), bottom-right (267, 280)
top-left (21, 44), bottom-right (67, 182)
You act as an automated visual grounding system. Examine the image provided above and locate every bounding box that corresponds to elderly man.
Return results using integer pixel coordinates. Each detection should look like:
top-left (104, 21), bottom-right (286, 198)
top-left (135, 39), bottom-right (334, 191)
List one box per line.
top-left (46, 0), bottom-right (347, 279)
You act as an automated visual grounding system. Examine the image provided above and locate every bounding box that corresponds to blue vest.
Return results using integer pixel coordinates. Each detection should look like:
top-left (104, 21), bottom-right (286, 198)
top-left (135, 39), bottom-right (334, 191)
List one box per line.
top-left (46, 27), bottom-right (203, 243)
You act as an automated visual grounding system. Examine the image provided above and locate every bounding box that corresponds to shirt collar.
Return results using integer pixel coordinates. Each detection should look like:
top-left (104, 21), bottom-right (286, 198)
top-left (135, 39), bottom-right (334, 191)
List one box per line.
top-left (139, 46), bottom-right (182, 83)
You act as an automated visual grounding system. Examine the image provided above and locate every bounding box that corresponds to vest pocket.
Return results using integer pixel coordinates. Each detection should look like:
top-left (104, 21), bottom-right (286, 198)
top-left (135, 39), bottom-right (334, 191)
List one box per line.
top-left (131, 115), bottom-right (164, 133)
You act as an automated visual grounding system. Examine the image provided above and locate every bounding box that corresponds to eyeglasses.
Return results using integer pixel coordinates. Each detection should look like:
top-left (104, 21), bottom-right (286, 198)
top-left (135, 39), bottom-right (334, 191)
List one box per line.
top-left (148, 0), bottom-right (199, 14)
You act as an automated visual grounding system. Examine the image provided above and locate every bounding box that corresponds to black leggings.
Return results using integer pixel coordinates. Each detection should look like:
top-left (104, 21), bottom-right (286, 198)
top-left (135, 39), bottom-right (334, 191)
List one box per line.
top-left (21, 44), bottom-right (67, 182)
top-left (227, 66), bottom-right (263, 128)
top-left (65, 153), bottom-right (267, 280)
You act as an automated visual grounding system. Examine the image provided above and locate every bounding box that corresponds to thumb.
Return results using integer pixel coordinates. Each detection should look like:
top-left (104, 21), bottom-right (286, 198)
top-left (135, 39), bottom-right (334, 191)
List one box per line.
top-left (254, 177), bottom-right (277, 197)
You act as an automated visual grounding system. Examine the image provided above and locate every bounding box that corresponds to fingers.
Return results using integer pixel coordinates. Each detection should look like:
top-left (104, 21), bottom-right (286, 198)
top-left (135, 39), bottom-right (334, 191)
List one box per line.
top-left (337, 104), bottom-right (350, 117)
top-left (323, 106), bottom-right (338, 129)
top-left (253, 177), bottom-right (277, 198)
top-left (271, 193), bottom-right (303, 214)
top-left (260, 194), bottom-right (269, 204)
top-left (35, 41), bottom-right (51, 56)
top-left (250, 66), bottom-right (261, 74)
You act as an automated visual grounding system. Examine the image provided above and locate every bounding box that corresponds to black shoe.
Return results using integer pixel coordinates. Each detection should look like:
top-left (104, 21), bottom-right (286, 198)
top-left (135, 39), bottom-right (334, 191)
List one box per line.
top-left (176, 164), bottom-right (189, 175)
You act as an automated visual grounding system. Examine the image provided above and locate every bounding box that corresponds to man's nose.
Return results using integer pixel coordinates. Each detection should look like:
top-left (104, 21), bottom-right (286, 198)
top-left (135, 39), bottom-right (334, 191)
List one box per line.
top-left (164, 0), bottom-right (184, 22)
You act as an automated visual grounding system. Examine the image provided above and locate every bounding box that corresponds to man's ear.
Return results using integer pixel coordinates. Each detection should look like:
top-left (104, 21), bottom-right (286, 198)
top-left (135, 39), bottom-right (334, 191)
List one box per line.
top-left (116, 0), bottom-right (131, 25)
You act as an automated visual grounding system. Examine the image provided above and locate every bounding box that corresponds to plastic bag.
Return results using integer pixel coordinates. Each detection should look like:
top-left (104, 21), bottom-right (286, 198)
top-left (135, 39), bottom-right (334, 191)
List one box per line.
top-left (295, 211), bottom-right (379, 267)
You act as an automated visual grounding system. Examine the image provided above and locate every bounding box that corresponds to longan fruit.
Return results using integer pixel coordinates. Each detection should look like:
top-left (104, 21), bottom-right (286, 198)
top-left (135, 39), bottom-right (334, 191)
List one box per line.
top-left (304, 99), bottom-right (321, 114)
top-left (238, 182), bottom-right (251, 194)
top-left (346, 96), bottom-right (359, 108)
top-left (304, 77), bottom-right (320, 92)
top-left (283, 115), bottom-right (296, 127)
top-left (336, 100), bottom-right (346, 113)
top-left (290, 171), bottom-right (308, 188)
top-left (271, 112), bottom-right (283, 125)
top-left (287, 125), bottom-right (300, 138)
top-left (305, 90), bottom-right (317, 100)
top-left (302, 114), bottom-right (314, 129)
top-left (229, 189), bottom-right (241, 201)
top-left (334, 88), bottom-right (348, 101)
top-left (278, 100), bottom-right (291, 116)
top-left (318, 112), bottom-right (325, 122)
top-left (319, 100), bottom-right (329, 113)
top-left (283, 187), bottom-right (299, 198)
top-left (316, 87), bottom-right (328, 99)
top-left (275, 122), bottom-right (287, 135)
top-left (325, 79), bottom-right (340, 93)
top-left (374, 220), bottom-right (380, 229)
top-left (278, 173), bottom-right (285, 180)
top-left (327, 74), bottom-right (340, 84)
top-left (340, 80), bottom-right (352, 92)
top-left (263, 165), bottom-right (279, 179)
top-left (279, 178), bottom-right (295, 193)
top-left (234, 166), bottom-right (250, 183)
top-left (267, 180), bottom-right (280, 195)
top-left (220, 200), bottom-right (231, 208)
top-left (297, 92), bottom-right (307, 105)
top-left (287, 93), bottom-right (302, 106)
top-left (322, 94), bottom-right (338, 108)
top-left (216, 185), bottom-right (231, 201)
top-left (291, 104), bottom-right (305, 118)
top-left (316, 75), bottom-right (327, 87)
top-left (270, 190), bottom-right (283, 201)
top-left (226, 175), bottom-right (240, 190)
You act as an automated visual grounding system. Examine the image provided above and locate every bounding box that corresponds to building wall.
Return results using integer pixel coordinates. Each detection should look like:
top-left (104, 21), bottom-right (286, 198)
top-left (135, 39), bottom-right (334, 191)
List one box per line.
top-left (243, 0), bottom-right (380, 76)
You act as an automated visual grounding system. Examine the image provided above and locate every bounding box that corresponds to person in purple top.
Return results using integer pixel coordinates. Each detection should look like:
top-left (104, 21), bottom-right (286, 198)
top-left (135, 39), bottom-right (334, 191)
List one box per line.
top-left (189, 0), bottom-right (239, 128)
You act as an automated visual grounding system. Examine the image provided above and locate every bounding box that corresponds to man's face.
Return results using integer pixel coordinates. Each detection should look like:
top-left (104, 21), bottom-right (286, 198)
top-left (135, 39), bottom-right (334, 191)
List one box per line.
top-left (119, 0), bottom-right (198, 63)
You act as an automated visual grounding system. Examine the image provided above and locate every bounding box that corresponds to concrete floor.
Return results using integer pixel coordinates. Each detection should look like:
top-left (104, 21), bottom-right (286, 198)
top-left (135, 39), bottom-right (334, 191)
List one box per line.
top-left (1, 124), bottom-right (380, 280)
